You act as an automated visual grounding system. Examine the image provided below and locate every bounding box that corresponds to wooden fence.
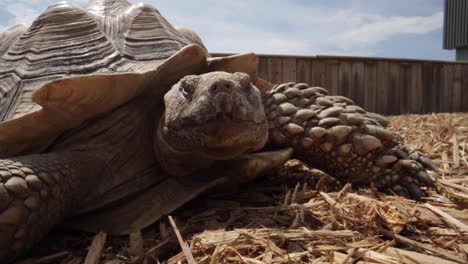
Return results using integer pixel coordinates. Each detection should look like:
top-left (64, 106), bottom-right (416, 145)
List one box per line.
top-left (213, 53), bottom-right (468, 115)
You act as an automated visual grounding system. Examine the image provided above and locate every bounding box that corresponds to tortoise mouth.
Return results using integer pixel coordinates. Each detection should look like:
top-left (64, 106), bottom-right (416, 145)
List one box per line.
top-left (163, 118), bottom-right (268, 160)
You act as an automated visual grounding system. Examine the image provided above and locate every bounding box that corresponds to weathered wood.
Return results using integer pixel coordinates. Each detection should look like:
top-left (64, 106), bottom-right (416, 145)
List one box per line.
top-left (296, 58), bottom-right (311, 85)
top-left (351, 62), bottom-right (365, 107)
top-left (462, 65), bottom-right (468, 112)
top-left (282, 58), bottom-right (297, 82)
top-left (432, 63), bottom-right (444, 113)
top-left (442, 64), bottom-right (454, 113)
top-left (376, 61), bottom-right (389, 114)
top-left (258, 57), bottom-right (268, 81)
top-left (339, 62), bottom-right (352, 99)
top-left (311, 60), bottom-right (325, 87)
top-left (364, 61), bottom-right (377, 113)
top-left (452, 64), bottom-right (462, 112)
top-left (388, 62), bottom-right (400, 115)
top-left (84, 232), bottom-right (107, 264)
top-left (422, 62), bottom-right (434, 114)
top-left (251, 54), bottom-right (467, 115)
top-left (324, 60), bottom-right (339, 95)
top-left (411, 63), bottom-right (423, 113)
top-left (399, 63), bottom-right (412, 114)
top-left (267, 57), bottom-right (282, 84)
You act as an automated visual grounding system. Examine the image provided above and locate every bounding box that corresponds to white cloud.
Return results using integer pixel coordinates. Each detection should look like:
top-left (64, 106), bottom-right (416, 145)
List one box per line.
top-left (332, 12), bottom-right (443, 50)
top-left (146, 1), bottom-right (444, 57)
top-left (0, 0), bottom-right (449, 59)
top-left (5, 3), bottom-right (41, 25)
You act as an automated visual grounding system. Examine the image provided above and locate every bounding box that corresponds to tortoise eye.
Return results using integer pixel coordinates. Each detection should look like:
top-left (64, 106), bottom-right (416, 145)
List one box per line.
top-left (180, 84), bottom-right (193, 98)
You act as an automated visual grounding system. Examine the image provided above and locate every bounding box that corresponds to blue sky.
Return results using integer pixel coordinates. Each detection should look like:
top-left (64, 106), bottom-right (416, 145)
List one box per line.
top-left (0, 0), bottom-right (455, 60)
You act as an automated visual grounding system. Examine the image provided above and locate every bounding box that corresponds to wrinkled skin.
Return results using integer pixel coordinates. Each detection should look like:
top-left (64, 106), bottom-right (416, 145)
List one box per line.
top-left (154, 72), bottom-right (269, 177)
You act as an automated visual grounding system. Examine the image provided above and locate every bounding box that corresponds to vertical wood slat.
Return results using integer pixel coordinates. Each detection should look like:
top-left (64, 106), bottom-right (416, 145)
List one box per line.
top-left (422, 63), bottom-right (434, 114)
top-left (258, 57), bottom-right (268, 80)
top-left (311, 60), bottom-right (325, 87)
top-left (442, 64), bottom-right (453, 113)
top-left (251, 54), bottom-right (467, 114)
top-left (452, 64), bottom-right (462, 112)
top-left (364, 61), bottom-right (377, 113)
top-left (296, 58), bottom-right (311, 84)
top-left (339, 62), bottom-right (352, 99)
top-left (462, 65), bottom-right (468, 112)
top-left (399, 63), bottom-right (412, 114)
top-left (282, 58), bottom-right (297, 82)
top-left (376, 61), bottom-right (389, 114)
top-left (325, 60), bottom-right (339, 95)
top-left (388, 62), bottom-right (400, 115)
top-left (351, 62), bottom-right (365, 107)
top-left (432, 64), bottom-right (443, 113)
top-left (411, 63), bottom-right (423, 113)
top-left (267, 57), bottom-right (282, 84)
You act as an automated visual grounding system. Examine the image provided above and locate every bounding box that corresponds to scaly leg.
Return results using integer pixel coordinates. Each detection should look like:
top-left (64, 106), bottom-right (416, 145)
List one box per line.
top-left (263, 82), bottom-right (436, 199)
top-left (0, 152), bottom-right (105, 262)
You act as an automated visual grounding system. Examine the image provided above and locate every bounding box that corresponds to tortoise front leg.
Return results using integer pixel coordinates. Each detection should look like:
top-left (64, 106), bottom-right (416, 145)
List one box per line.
top-left (0, 152), bottom-right (106, 262)
top-left (262, 82), bottom-right (436, 199)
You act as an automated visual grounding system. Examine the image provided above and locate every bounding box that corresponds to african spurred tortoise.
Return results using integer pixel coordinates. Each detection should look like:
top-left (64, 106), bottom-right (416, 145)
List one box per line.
top-left (0, 0), bottom-right (439, 261)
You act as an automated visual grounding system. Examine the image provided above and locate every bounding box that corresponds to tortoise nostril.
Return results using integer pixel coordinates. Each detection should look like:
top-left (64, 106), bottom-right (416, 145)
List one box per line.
top-left (211, 81), bottom-right (233, 93)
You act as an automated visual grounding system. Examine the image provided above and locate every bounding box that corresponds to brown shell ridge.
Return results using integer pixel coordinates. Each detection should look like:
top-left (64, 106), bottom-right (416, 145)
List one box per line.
top-left (117, 3), bottom-right (194, 60)
top-left (0, 2), bottom-right (119, 78)
top-left (0, 24), bottom-right (28, 57)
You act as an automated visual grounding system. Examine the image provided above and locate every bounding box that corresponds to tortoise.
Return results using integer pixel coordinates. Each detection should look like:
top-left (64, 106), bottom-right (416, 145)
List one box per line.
top-left (0, 0), bottom-right (440, 261)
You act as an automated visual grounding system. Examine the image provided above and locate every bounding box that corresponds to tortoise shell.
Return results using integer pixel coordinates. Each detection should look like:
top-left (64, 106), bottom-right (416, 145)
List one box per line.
top-left (0, 0), bottom-right (223, 158)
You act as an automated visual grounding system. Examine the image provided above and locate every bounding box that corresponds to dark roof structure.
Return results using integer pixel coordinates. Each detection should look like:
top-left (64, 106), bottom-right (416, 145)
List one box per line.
top-left (443, 0), bottom-right (468, 50)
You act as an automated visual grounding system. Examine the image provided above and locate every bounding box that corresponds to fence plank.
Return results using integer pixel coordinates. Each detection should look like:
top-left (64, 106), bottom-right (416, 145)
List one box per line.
top-left (399, 63), bottom-right (412, 114)
top-left (411, 63), bottom-right (423, 113)
top-left (325, 60), bottom-right (340, 95)
top-left (311, 60), bottom-right (326, 87)
top-left (462, 65), bottom-right (468, 112)
top-left (351, 62), bottom-right (365, 107)
top-left (258, 57), bottom-right (268, 81)
top-left (453, 65), bottom-right (462, 112)
top-left (252, 54), bottom-right (467, 114)
top-left (339, 61), bottom-right (352, 99)
top-left (432, 64), bottom-right (444, 113)
top-left (267, 57), bottom-right (282, 84)
top-left (364, 61), bottom-right (377, 113)
top-left (442, 64), bottom-right (453, 113)
top-left (296, 58), bottom-right (311, 85)
top-left (388, 62), bottom-right (400, 115)
top-left (282, 58), bottom-right (297, 82)
top-left (422, 63), bottom-right (434, 113)
top-left (376, 61), bottom-right (389, 115)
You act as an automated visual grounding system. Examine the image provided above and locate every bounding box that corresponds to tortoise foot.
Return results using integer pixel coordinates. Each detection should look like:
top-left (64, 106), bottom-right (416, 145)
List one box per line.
top-left (262, 82), bottom-right (437, 199)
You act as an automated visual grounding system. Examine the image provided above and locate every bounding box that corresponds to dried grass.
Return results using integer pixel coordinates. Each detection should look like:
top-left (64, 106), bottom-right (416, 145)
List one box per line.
top-left (17, 113), bottom-right (468, 264)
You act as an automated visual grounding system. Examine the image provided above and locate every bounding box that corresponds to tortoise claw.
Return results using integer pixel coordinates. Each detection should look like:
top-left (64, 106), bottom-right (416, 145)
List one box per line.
top-left (416, 170), bottom-right (435, 187)
top-left (406, 183), bottom-right (424, 200)
top-left (418, 156), bottom-right (439, 172)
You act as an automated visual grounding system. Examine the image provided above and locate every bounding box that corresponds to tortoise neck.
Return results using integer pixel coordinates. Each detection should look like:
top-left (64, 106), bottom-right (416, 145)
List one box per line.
top-left (153, 117), bottom-right (215, 178)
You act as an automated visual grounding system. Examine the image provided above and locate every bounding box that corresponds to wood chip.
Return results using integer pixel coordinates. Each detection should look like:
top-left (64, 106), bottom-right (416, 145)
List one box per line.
top-left (423, 203), bottom-right (468, 232)
top-left (168, 216), bottom-right (196, 264)
top-left (379, 228), bottom-right (467, 264)
top-left (129, 231), bottom-right (144, 257)
top-left (15, 251), bottom-right (70, 264)
top-left (84, 232), bottom-right (107, 264)
top-left (385, 247), bottom-right (459, 264)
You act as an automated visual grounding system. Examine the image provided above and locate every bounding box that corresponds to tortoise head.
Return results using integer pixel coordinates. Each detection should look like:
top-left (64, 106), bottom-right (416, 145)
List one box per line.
top-left (157, 71), bottom-right (268, 162)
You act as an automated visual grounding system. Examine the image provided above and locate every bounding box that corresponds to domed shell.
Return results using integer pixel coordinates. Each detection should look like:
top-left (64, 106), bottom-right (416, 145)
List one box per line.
top-left (0, 0), bottom-right (216, 158)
